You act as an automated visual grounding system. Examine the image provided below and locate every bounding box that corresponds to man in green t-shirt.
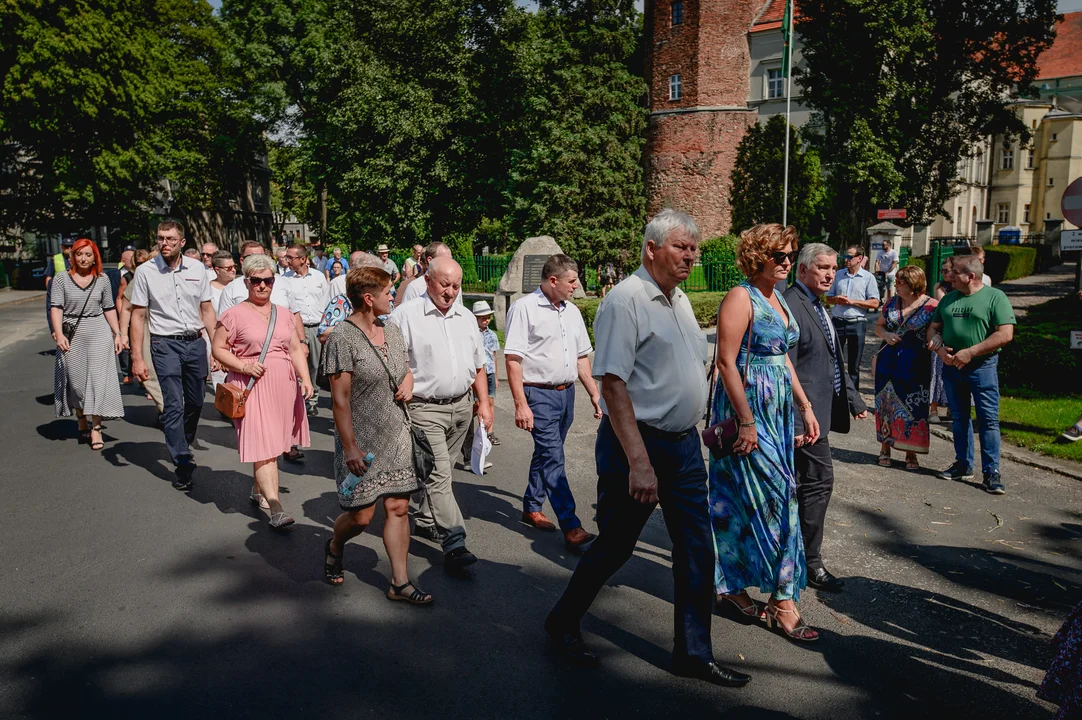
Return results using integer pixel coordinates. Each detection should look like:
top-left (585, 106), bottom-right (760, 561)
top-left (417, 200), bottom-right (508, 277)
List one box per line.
top-left (926, 254), bottom-right (1015, 494)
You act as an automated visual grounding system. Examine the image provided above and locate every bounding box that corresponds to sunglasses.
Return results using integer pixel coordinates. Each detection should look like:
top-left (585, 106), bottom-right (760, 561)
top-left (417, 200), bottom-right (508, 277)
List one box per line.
top-left (844, 253), bottom-right (864, 261)
top-left (771, 250), bottom-right (798, 265)
top-left (249, 276), bottom-right (275, 286)
top-left (216, 265), bottom-right (236, 272)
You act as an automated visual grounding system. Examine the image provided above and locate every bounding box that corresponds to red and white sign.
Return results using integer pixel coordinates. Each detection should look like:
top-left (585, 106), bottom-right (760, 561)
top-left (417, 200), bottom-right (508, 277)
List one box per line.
top-left (1062, 178), bottom-right (1082, 227)
top-left (877, 209), bottom-right (907, 220)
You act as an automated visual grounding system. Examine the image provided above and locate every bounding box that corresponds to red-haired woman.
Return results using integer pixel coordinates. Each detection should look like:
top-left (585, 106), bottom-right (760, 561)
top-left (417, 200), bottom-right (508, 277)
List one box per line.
top-left (50, 238), bottom-right (124, 450)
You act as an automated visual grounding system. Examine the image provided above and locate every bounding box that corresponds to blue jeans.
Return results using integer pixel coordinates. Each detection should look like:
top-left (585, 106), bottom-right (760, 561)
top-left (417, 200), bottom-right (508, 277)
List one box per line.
top-left (523, 385), bottom-right (580, 531)
top-left (943, 354), bottom-right (1001, 476)
top-left (150, 336), bottom-right (208, 467)
top-left (547, 417), bottom-right (715, 663)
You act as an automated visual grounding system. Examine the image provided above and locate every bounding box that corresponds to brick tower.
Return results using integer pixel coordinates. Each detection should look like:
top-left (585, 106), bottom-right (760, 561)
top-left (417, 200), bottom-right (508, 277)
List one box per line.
top-left (644, 0), bottom-right (764, 238)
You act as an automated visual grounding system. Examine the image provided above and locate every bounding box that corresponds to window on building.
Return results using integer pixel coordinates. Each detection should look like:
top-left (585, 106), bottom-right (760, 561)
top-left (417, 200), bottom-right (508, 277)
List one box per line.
top-left (996, 203), bottom-right (1010, 224)
top-left (1000, 147), bottom-right (1014, 170)
top-left (1024, 204), bottom-right (1031, 223)
top-left (767, 68), bottom-right (785, 99)
top-left (669, 74), bottom-right (682, 101)
top-left (1047, 212), bottom-right (1053, 219)
top-left (1049, 177), bottom-right (1055, 186)
top-left (1052, 132), bottom-right (1059, 142)
top-left (1027, 147), bottom-right (1035, 169)
top-left (1032, 119), bottom-right (1038, 129)
top-left (975, 151), bottom-right (985, 180)
top-left (671, 1), bottom-right (683, 25)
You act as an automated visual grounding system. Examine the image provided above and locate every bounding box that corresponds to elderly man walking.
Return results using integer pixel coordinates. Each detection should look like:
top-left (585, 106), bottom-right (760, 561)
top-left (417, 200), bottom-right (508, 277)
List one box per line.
top-left (130, 220), bottom-right (217, 490)
top-left (505, 253), bottom-right (602, 551)
top-left (927, 254), bottom-right (1015, 494)
top-left (826, 244), bottom-right (880, 390)
top-left (281, 243), bottom-right (331, 416)
top-left (388, 257), bottom-right (493, 572)
top-left (544, 209), bottom-right (750, 688)
top-left (784, 243), bottom-right (868, 593)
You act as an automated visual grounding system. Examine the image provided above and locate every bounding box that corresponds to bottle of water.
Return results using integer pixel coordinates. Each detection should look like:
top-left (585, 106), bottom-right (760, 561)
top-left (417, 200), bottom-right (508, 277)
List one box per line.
top-left (339, 452), bottom-right (376, 500)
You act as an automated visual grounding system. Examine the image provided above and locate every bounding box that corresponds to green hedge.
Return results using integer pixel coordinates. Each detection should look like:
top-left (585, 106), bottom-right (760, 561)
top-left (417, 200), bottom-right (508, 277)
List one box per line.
top-left (981, 245), bottom-right (1054, 284)
top-left (999, 294), bottom-right (1082, 395)
top-left (574, 291), bottom-right (726, 342)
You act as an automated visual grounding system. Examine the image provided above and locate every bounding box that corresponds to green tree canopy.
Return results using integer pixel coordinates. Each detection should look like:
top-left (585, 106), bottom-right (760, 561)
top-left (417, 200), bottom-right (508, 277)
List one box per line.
top-left (796, 0), bottom-right (1058, 241)
top-left (729, 115), bottom-right (824, 235)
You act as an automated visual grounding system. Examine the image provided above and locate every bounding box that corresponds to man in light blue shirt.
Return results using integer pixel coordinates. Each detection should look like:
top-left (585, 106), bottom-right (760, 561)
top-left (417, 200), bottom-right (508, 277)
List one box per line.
top-left (826, 244), bottom-right (879, 390)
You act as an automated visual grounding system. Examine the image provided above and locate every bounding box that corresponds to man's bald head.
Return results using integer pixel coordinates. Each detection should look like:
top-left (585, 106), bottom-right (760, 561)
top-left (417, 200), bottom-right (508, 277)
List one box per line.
top-left (350, 251), bottom-right (382, 270)
top-left (425, 257), bottom-right (462, 313)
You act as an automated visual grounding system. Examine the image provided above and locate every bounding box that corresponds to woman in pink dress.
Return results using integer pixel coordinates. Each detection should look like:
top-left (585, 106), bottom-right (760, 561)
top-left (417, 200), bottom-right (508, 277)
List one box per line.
top-left (212, 254), bottom-right (313, 529)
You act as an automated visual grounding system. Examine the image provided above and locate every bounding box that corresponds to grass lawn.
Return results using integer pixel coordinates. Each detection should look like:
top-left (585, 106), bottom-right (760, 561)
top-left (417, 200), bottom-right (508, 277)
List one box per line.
top-left (998, 393), bottom-right (1082, 462)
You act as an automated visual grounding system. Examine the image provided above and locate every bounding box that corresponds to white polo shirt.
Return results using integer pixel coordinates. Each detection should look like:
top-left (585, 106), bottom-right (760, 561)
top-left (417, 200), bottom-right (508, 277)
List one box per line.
top-left (281, 268), bottom-right (331, 325)
top-left (387, 295), bottom-right (485, 400)
top-left (130, 254), bottom-right (213, 336)
top-left (218, 274), bottom-right (290, 315)
top-left (329, 273), bottom-right (347, 300)
top-left (592, 265), bottom-right (709, 433)
top-left (505, 287), bottom-right (592, 385)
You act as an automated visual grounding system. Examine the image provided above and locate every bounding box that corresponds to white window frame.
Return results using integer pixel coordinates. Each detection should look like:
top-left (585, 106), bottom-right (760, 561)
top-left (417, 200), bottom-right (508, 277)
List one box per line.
top-left (669, 74), bottom-right (682, 101)
top-left (996, 203), bottom-right (1010, 224)
top-left (766, 68), bottom-right (785, 100)
top-left (1000, 147), bottom-right (1014, 170)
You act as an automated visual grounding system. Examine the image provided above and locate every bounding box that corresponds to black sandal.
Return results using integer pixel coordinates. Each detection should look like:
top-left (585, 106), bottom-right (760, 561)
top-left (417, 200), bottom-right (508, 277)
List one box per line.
top-left (386, 581), bottom-right (433, 605)
top-left (90, 425), bottom-right (104, 451)
top-left (324, 539), bottom-right (344, 586)
top-left (283, 448), bottom-right (304, 462)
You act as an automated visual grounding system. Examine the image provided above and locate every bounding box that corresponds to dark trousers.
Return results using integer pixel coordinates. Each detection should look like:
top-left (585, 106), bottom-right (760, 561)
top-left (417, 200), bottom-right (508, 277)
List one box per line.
top-left (150, 336), bottom-right (208, 467)
top-left (118, 348), bottom-right (131, 377)
top-left (833, 319), bottom-right (866, 390)
top-left (795, 436), bottom-right (834, 573)
top-left (547, 417), bottom-right (715, 663)
top-left (523, 385), bottom-right (581, 531)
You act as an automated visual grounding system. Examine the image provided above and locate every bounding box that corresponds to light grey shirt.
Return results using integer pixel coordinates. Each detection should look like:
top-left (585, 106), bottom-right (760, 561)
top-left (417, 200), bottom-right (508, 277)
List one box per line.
top-left (130, 254), bottom-right (212, 335)
top-left (281, 268), bottom-right (331, 325)
top-left (592, 265), bottom-right (709, 433)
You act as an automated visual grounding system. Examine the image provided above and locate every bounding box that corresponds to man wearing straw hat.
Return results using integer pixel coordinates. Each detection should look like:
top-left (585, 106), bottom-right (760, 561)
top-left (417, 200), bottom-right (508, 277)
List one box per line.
top-left (376, 244), bottom-right (400, 286)
top-left (505, 253), bottom-right (602, 552)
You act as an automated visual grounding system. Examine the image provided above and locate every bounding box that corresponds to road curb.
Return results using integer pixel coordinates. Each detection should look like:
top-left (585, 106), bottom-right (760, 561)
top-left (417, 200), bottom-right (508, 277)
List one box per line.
top-left (0, 292), bottom-right (46, 309)
top-left (929, 425), bottom-right (1082, 481)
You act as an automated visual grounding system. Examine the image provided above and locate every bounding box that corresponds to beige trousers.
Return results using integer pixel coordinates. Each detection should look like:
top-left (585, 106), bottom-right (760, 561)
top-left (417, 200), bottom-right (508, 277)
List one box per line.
top-left (408, 395), bottom-right (472, 552)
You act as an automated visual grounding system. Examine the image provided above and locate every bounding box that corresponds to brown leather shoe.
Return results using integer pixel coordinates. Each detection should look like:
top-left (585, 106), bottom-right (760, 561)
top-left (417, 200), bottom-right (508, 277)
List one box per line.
top-left (522, 511), bottom-right (557, 532)
top-left (564, 527), bottom-right (597, 551)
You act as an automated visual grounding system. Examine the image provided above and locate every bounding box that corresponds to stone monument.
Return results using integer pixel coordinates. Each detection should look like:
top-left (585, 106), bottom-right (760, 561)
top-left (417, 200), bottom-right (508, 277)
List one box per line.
top-left (493, 235), bottom-right (586, 331)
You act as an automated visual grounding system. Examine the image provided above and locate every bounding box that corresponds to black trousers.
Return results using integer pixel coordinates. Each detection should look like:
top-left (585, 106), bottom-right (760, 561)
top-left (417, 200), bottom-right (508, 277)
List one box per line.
top-left (795, 436), bottom-right (834, 573)
top-left (833, 319), bottom-right (866, 390)
top-left (547, 417), bottom-right (715, 663)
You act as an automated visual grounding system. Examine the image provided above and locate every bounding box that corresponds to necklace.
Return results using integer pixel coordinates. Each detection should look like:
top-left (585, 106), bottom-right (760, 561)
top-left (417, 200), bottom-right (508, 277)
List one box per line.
top-left (247, 301), bottom-right (271, 319)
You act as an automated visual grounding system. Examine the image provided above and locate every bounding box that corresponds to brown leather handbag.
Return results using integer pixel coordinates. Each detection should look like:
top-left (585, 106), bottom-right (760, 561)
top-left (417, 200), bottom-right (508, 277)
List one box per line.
top-left (701, 297), bottom-right (753, 459)
top-left (214, 305), bottom-right (277, 419)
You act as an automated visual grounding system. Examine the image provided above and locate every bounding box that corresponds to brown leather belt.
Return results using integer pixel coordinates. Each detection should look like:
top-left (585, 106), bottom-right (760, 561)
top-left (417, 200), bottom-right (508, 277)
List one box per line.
top-left (524, 382), bottom-right (573, 391)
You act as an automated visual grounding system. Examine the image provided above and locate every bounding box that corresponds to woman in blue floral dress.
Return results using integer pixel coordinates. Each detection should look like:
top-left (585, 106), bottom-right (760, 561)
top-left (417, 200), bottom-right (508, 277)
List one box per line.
top-left (710, 224), bottom-right (821, 643)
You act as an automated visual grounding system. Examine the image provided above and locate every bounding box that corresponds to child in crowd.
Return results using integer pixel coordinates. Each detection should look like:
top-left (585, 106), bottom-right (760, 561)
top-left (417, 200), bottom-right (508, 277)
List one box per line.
top-left (474, 301), bottom-right (500, 445)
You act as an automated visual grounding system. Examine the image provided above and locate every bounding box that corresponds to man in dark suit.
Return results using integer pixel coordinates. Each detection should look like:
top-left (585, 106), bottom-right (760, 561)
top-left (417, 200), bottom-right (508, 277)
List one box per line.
top-left (784, 242), bottom-right (868, 592)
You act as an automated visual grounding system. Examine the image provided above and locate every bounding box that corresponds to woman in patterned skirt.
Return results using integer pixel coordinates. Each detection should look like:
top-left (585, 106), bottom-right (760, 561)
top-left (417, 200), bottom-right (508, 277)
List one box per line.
top-left (710, 224), bottom-right (820, 642)
top-left (320, 266), bottom-right (430, 604)
top-left (50, 238), bottom-right (124, 450)
top-left (873, 265), bottom-right (937, 470)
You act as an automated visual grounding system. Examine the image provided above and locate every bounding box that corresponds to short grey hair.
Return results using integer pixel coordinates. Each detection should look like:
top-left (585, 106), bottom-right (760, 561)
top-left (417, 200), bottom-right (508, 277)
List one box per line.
top-left (642, 209), bottom-right (700, 260)
top-left (953, 254), bottom-right (984, 278)
top-left (797, 243), bottom-right (836, 273)
top-left (541, 253), bottom-right (578, 280)
top-left (352, 251), bottom-right (382, 270)
top-left (242, 254), bottom-right (277, 277)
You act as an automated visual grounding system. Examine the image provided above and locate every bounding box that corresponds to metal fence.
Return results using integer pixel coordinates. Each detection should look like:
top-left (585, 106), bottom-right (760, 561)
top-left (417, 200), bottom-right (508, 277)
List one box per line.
top-left (679, 254), bottom-right (744, 293)
top-left (458, 254), bottom-right (511, 293)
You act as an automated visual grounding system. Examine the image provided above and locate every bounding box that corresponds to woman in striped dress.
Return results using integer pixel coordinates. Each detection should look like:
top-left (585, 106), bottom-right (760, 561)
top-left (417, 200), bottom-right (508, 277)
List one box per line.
top-left (50, 239), bottom-right (125, 450)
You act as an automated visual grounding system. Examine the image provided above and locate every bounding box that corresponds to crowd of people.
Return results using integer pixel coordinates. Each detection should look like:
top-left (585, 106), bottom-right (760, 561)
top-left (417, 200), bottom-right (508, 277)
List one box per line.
top-left (46, 210), bottom-right (1024, 690)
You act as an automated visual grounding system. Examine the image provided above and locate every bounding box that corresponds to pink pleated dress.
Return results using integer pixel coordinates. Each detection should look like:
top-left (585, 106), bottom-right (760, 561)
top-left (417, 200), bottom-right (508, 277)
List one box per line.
top-left (219, 303), bottom-right (311, 463)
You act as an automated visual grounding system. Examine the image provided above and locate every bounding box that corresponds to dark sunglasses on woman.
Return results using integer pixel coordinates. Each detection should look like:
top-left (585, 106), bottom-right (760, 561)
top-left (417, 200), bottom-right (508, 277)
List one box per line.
top-left (771, 250), bottom-right (798, 265)
top-left (249, 276), bottom-right (275, 287)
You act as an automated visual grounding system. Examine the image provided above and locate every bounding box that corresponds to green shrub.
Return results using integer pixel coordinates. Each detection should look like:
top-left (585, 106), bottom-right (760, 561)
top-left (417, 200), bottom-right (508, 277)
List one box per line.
top-left (999, 295), bottom-right (1082, 395)
top-left (904, 255), bottom-right (927, 274)
top-left (700, 235), bottom-right (740, 258)
top-left (574, 291), bottom-right (726, 342)
top-left (984, 245), bottom-right (1036, 283)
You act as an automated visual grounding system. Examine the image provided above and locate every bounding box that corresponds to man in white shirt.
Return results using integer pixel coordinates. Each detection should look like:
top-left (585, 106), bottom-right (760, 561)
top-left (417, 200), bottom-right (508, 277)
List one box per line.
top-left (275, 246), bottom-right (290, 274)
top-left (875, 239), bottom-right (899, 301)
top-left (545, 210), bottom-right (749, 689)
top-left (281, 243), bottom-right (331, 415)
top-left (387, 257), bottom-right (492, 573)
top-left (200, 241), bottom-right (219, 280)
top-left (130, 220), bottom-right (217, 490)
top-left (505, 254), bottom-right (601, 551)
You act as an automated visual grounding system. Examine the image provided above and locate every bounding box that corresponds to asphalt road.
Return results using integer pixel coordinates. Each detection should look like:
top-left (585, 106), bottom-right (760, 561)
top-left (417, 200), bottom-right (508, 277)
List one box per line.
top-left (0, 297), bottom-right (1079, 719)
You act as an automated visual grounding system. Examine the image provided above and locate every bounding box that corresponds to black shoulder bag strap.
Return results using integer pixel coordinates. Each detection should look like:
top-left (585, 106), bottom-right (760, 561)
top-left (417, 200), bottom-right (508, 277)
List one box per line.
top-left (243, 305), bottom-right (277, 397)
top-left (704, 288), bottom-right (754, 426)
top-left (64, 276), bottom-right (98, 340)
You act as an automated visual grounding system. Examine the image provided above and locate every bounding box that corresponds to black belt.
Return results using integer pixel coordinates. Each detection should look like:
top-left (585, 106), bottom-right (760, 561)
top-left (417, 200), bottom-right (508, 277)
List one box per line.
top-left (303, 322), bottom-right (320, 328)
top-left (412, 391), bottom-right (470, 406)
top-left (636, 421), bottom-right (694, 442)
top-left (151, 332), bottom-right (201, 341)
top-left (524, 382), bottom-right (573, 391)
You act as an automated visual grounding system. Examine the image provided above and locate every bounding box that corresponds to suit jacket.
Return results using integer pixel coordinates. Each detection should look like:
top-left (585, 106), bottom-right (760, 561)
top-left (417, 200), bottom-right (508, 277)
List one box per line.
top-left (784, 283), bottom-right (867, 436)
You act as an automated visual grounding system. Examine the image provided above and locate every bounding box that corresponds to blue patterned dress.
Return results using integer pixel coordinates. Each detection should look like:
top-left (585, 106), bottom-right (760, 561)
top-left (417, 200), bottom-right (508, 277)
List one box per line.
top-left (710, 281), bottom-right (806, 601)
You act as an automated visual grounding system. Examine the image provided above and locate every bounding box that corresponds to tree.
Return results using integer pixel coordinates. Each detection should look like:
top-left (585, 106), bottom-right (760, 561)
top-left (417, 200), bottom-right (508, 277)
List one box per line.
top-left (729, 115), bottom-right (824, 235)
top-left (0, 0), bottom-right (262, 238)
top-left (795, 0), bottom-right (1058, 241)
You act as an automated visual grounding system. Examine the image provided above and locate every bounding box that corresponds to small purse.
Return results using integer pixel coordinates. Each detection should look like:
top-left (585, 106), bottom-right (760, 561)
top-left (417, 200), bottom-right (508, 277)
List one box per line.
top-left (350, 320), bottom-right (436, 482)
top-left (701, 299), bottom-right (753, 459)
top-left (214, 305), bottom-right (277, 419)
top-left (61, 276), bottom-right (98, 341)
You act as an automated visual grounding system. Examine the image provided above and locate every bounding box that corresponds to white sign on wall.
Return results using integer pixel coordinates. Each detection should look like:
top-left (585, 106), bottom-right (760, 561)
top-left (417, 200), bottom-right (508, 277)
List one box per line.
top-left (1061, 229), bottom-right (1082, 251)
top-left (1071, 331), bottom-right (1082, 350)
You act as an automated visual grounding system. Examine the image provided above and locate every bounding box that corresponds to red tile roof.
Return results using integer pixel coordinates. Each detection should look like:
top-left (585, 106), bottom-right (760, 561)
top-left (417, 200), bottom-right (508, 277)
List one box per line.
top-left (751, 0), bottom-right (799, 34)
top-left (1037, 11), bottom-right (1082, 80)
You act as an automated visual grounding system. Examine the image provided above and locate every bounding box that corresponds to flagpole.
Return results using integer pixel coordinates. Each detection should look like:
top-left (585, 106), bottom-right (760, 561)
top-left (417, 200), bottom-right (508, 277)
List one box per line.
top-left (782, 0), bottom-right (794, 227)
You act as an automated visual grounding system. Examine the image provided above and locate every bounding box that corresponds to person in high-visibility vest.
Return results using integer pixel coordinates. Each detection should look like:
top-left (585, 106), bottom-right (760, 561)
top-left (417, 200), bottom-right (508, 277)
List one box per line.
top-left (44, 237), bottom-right (75, 334)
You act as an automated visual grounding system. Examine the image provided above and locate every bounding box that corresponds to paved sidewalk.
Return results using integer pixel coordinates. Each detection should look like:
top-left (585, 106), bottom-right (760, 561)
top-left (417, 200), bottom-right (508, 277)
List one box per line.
top-left (993, 261), bottom-right (1075, 317)
top-left (0, 289), bottom-right (45, 307)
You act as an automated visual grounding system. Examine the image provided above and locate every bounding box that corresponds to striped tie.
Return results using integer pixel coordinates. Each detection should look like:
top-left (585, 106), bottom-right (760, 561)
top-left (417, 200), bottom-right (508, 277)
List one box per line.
top-left (813, 297), bottom-right (843, 394)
